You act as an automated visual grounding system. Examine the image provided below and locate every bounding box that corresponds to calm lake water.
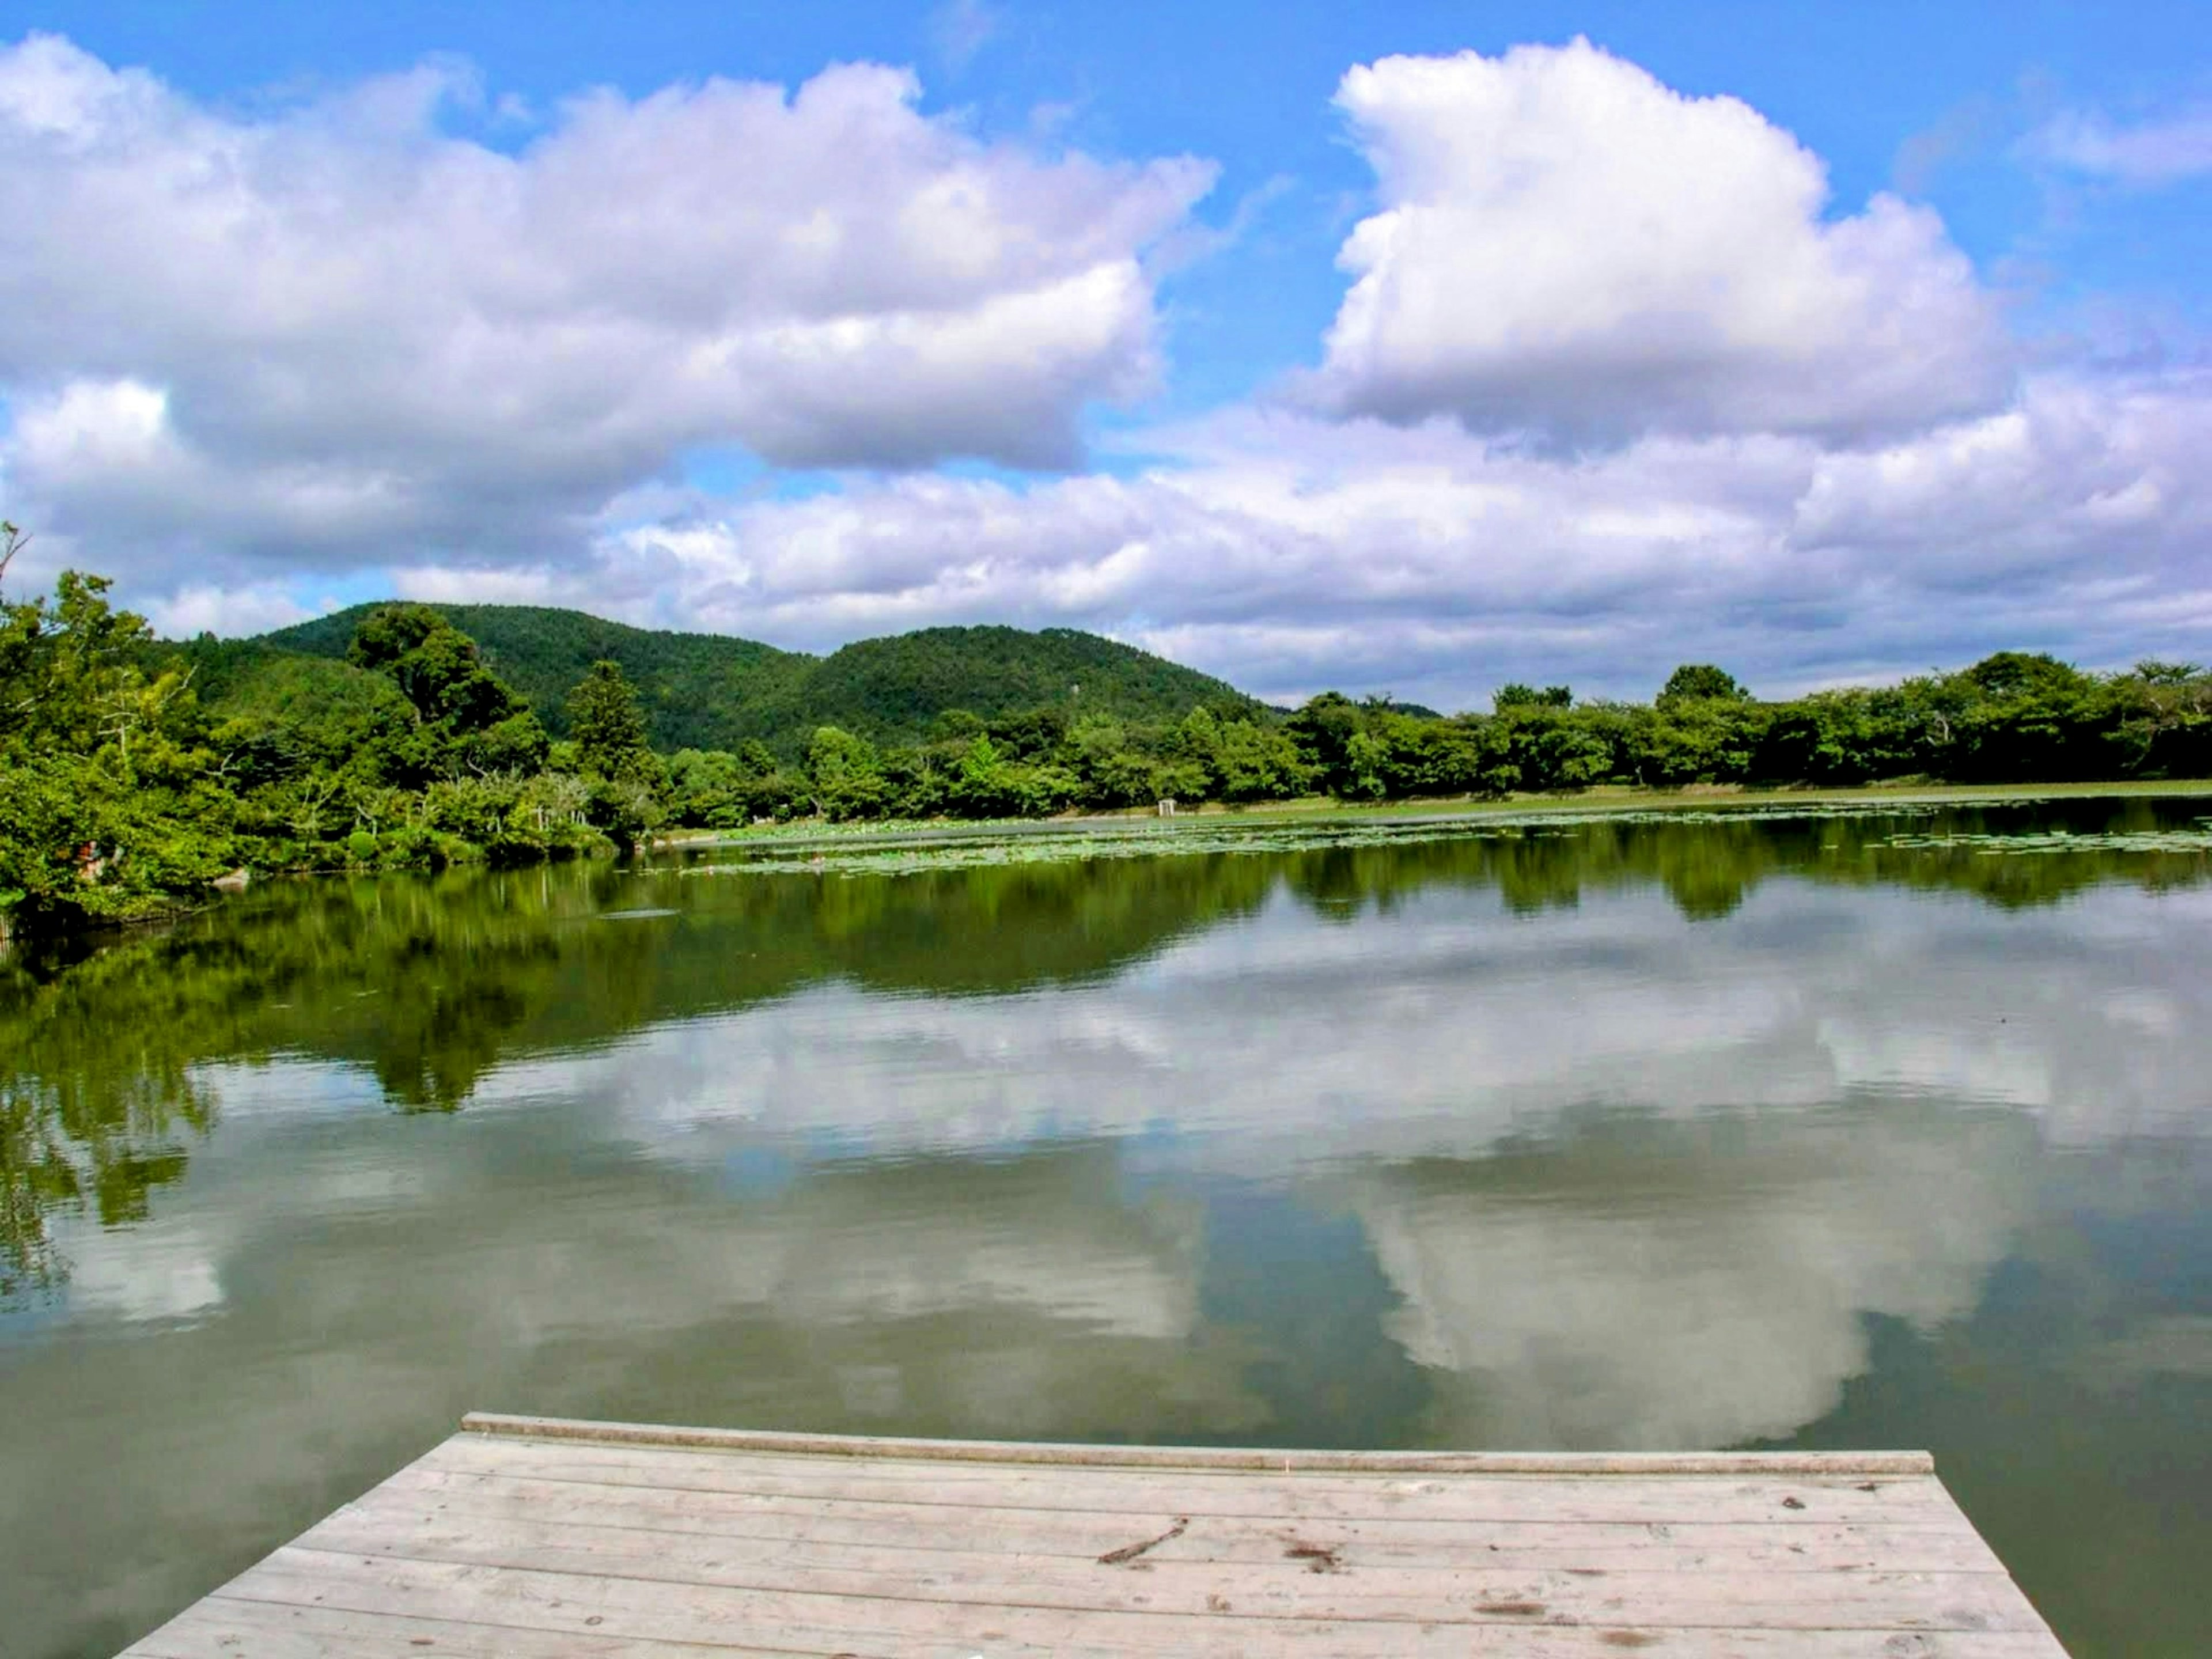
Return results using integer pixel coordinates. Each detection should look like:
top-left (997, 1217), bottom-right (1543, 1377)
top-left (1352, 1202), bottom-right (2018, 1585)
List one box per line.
top-left (5, 798), bottom-right (2210, 1658)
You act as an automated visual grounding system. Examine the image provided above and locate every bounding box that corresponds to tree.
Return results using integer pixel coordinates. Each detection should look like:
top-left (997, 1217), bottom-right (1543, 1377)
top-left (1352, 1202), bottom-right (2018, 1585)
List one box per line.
top-left (1211, 717), bottom-right (1310, 802)
top-left (806, 726), bottom-right (888, 820)
top-left (2135, 660), bottom-right (2203, 686)
top-left (3, 569), bottom-right (174, 757)
top-left (1340, 729), bottom-right (1389, 800)
top-left (566, 660), bottom-right (653, 778)
top-left (347, 605), bottom-right (540, 782)
top-left (1495, 684), bottom-right (1572, 710)
top-left (0, 521), bottom-right (25, 607)
top-left (0, 564), bottom-right (233, 927)
top-left (1066, 714), bottom-right (1160, 808)
top-left (1657, 664), bottom-right (1747, 706)
top-left (1960, 651), bottom-right (2085, 700)
top-left (1286, 692), bottom-right (1364, 790)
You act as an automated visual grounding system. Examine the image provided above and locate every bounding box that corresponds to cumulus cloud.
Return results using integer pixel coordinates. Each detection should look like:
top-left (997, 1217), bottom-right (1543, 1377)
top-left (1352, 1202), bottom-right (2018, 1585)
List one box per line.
top-left (0, 33), bottom-right (1212, 578)
top-left (1309, 40), bottom-right (2013, 444)
top-left (5, 32), bottom-right (2207, 704)
top-left (2028, 105), bottom-right (2212, 185)
top-left (276, 367), bottom-right (2204, 709)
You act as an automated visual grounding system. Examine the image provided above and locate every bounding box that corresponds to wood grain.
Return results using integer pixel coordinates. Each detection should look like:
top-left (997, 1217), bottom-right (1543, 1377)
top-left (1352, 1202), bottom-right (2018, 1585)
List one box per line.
top-left (115, 1416), bottom-right (2071, 1657)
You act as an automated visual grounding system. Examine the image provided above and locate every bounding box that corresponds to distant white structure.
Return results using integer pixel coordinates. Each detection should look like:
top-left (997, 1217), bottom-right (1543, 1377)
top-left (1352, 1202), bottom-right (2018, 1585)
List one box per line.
top-left (1157, 798), bottom-right (1177, 817)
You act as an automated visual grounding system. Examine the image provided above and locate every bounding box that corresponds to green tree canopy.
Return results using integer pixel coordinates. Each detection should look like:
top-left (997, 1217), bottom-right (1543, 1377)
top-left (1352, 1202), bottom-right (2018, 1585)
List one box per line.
top-left (566, 660), bottom-right (653, 778)
top-left (349, 605), bottom-right (520, 729)
top-left (1657, 664), bottom-right (1748, 705)
top-left (2135, 660), bottom-right (2203, 685)
top-left (345, 604), bottom-right (545, 782)
top-left (1961, 651), bottom-right (2088, 700)
top-left (1495, 684), bottom-right (1573, 711)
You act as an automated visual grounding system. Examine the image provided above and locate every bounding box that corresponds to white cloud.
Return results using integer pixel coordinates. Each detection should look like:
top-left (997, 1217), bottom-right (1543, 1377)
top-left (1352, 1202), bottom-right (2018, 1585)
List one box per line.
top-left (3, 33), bottom-right (2206, 704)
top-left (143, 584), bottom-right (316, 638)
top-left (298, 368), bottom-right (2206, 709)
top-left (2029, 106), bottom-right (2212, 185)
top-left (1309, 40), bottom-right (2013, 444)
top-left (0, 33), bottom-right (1212, 574)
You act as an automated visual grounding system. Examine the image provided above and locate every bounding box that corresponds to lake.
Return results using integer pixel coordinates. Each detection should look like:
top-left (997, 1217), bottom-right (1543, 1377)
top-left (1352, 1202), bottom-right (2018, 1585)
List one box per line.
top-left (4, 797), bottom-right (2209, 1658)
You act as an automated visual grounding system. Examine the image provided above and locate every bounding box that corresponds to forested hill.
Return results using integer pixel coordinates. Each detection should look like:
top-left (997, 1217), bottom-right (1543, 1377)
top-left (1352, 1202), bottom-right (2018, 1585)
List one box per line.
top-left (241, 604), bottom-right (1264, 751)
top-left (760, 626), bottom-right (1266, 743)
top-left (250, 604), bottom-right (809, 752)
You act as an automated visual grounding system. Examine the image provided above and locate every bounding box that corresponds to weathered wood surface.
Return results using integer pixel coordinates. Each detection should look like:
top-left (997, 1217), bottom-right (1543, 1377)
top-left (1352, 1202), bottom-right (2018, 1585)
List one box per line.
top-left (118, 1413), bottom-right (2070, 1658)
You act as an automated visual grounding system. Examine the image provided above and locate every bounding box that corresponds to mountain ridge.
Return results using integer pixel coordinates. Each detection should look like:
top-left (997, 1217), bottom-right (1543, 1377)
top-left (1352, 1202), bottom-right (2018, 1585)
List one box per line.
top-left (229, 601), bottom-right (1269, 751)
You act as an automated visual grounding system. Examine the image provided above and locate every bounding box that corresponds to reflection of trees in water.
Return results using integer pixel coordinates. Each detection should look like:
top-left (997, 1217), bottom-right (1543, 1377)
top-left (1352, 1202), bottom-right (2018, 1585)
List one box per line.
top-left (0, 1070), bottom-right (209, 1309)
top-left (2, 800), bottom-right (2206, 1296)
top-left (0, 854), bottom-right (1281, 1293)
top-left (1283, 800), bottom-right (2211, 922)
top-left (1, 1081), bottom-right (70, 1297)
top-left (1, 947), bottom-right (215, 1296)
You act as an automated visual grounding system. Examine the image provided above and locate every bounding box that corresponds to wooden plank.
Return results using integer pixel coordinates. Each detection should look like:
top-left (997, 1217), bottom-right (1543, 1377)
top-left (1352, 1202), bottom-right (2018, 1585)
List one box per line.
top-left (438, 1431), bottom-right (1953, 1499)
top-left (423, 1436), bottom-right (1962, 1527)
top-left (433, 1433), bottom-right (1957, 1498)
top-left (287, 1511), bottom-right (2051, 1630)
top-left (461, 1412), bottom-right (1937, 1476)
top-left (192, 1551), bottom-right (2066, 1659)
top-left (361, 1464), bottom-right (2011, 1573)
top-left (113, 1420), bottom-right (2070, 1659)
top-left (127, 1596), bottom-right (816, 1658)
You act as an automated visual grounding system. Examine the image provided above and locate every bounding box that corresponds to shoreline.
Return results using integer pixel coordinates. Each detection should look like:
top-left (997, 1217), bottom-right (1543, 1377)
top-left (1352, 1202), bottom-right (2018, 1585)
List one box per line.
top-left (652, 775), bottom-right (2212, 852)
top-left (12, 777), bottom-right (2210, 952)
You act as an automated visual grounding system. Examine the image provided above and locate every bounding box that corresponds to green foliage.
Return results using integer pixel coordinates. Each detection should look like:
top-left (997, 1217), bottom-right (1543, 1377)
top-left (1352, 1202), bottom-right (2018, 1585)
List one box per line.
top-left (0, 565), bottom-right (634, 938)
top-left (1496, 683), bottom-right (1573, 710)
top-left (566, 659), bottom-right (655, 777)
top-left (1, 552), bottom-right (238, 930)
top-left (256, 606), bottom-right (1250, 752)
top-left (1264, 651), bottom-right (2212, 806)
top-left (2135, 659), bottom-right (2202, 685)
top-left (777, 626), bottom-right (1264, 746)
top-left (805, 726), bottom-right (891, 821)
top-left (262, 601), bottom-right (811, 751)
top-left (1658, 664), bottom-right (1749, 705)
top-left (339, 603), bottom-right (550, 785)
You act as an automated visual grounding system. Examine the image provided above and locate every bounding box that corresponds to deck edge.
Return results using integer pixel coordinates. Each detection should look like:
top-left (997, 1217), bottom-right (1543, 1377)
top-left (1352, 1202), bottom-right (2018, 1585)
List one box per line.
top-left (459, 1414), bottom-right (1937, 1476)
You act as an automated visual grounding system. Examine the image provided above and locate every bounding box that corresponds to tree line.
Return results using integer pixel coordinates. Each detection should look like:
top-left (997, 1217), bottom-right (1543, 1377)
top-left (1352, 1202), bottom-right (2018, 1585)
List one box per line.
top-left (660, 655), bottom-right (2212, 824)
top-left (5, 543), bottom-right (2211, 936)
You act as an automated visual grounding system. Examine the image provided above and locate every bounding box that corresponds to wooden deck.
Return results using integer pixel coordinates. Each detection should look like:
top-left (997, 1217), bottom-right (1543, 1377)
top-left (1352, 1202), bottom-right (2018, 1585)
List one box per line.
top-left (119, 1412), bottom-right (2070, 1657)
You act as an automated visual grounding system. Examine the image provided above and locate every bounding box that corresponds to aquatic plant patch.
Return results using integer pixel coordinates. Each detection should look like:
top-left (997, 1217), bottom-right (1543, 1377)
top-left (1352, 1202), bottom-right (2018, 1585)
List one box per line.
top-left (680, 804), bottom-right (1974, 880)
top-left (1876, 824), bottom-right (2212, 855)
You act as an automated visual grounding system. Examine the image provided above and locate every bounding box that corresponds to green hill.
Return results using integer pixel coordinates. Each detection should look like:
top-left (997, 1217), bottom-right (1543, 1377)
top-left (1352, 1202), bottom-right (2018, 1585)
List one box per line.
top-left (752, 626), bottom-right (1265, 745)
top-left (230, 605), bottom-right (1266, 752)
top-left (252, 604), bottom-right (810, 752)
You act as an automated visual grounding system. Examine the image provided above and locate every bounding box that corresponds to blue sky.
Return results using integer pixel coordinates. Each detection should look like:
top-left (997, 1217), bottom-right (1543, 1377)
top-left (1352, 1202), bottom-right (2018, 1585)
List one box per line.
top-left (3, 2), bottom-right (2210, 707)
